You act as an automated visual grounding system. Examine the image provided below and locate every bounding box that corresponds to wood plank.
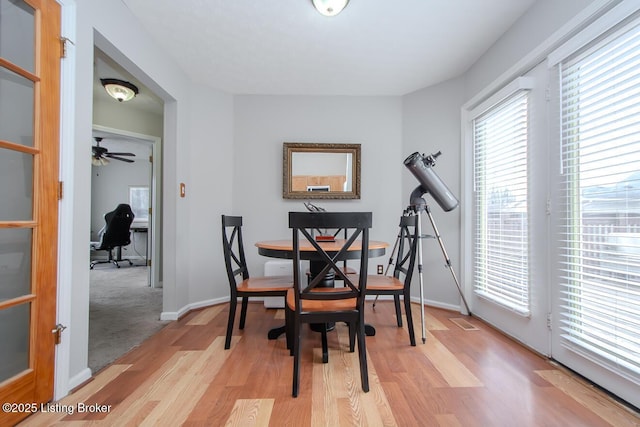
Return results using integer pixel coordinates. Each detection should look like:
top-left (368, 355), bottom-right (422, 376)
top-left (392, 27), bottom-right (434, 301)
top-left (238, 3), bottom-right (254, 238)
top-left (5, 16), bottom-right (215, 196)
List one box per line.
top-left (225, 399), bottom-right (274, 427)
top-left (186, 305), bottom-right (224, 325)
top-left (536, 370), bottom-right (640, 427)
top-left (17, 303), bottom-right (640, 427)
top-left (23, 364), bottom-right (131, 426)
top-left (419, 330), bottom-right (484, 388)
top-left (435, 413), bottom-right (463, 427)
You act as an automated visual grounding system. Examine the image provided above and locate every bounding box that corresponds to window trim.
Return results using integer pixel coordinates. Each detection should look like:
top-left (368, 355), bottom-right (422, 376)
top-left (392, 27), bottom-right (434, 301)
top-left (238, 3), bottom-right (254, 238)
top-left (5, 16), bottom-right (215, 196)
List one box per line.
top-left (469, 84), bottom-right (533, 317)
top-left (548, 0), bottom-right (640, 68)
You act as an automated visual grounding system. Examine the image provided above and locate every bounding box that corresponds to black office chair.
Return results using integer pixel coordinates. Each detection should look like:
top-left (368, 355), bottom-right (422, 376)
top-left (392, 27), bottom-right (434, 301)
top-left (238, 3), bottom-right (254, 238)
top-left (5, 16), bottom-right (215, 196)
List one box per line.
top-left (365, 215), bottom-right (419, 345)
top-left (90, 204), bottom-right (135, 269)
top-left (221, 215), bottom-right (293, 350)
top-left (286, 211), bottom-right (371, 397)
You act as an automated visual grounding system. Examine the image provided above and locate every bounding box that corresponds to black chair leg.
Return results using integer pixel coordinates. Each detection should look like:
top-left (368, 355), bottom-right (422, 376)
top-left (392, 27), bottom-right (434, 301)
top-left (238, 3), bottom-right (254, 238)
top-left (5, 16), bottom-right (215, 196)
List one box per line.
top-left (239, 297), bottom-right (249, 329)
top-left (348, 322), bottom-right (356, 352)
top-left (292, 318), bottom-right (301, 397)
top-left (321, 326), bottom-right (329, 363)
top-left (285, 304), bottom-right (293, 354)
top-left (356, 317), bottom-right (369, 392)
top-left (225, 298), bottom-right (237, 350)
top-left (394, 295), bottom-right (403, 327)
top-left (404, 294), bottom-right (416, 346)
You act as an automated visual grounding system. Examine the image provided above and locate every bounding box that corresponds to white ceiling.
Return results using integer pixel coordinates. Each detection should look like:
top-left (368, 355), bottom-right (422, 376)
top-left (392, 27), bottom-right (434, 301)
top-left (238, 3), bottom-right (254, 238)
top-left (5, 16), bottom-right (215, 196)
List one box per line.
top-left (119, 0), bottom-right (537, 96)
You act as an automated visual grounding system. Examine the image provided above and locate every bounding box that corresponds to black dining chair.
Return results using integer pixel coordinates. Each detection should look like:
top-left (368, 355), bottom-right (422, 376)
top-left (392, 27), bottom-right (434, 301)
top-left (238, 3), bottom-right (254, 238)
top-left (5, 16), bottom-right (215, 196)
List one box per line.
top-left (221, 215), bottom-right (292, 350)
top-left (365, 214), bottom-right (419, 346)
top-left (285, 211), bottom-right (371, 397)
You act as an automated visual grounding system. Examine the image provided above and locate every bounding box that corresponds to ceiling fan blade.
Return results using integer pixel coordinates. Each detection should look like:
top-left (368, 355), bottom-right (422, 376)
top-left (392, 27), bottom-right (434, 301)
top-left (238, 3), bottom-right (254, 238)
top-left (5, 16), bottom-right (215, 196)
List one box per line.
top-left (106, 152), bottom-right (136, 156)
top-left (108, 155), bottom-right (135, 163)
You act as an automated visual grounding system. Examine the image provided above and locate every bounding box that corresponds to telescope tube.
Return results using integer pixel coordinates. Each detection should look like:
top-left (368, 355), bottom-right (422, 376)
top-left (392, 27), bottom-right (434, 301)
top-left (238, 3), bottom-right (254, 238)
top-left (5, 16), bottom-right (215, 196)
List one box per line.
top-left (404, 152), bottom-right (459, 212)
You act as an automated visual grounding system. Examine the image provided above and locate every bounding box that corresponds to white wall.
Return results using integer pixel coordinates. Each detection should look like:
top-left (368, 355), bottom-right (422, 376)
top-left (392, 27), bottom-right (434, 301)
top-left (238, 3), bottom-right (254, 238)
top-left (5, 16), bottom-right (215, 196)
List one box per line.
top-left (233, 95), bottom-right (403, 276)
top-left (63, 0), bottom-right (234, 390)
top-left (186, 84), bottom-right (235, 304)
top-left (402, 77), bottom-right (466, 309)
top-left (93, 98), bottom-right (163, 138)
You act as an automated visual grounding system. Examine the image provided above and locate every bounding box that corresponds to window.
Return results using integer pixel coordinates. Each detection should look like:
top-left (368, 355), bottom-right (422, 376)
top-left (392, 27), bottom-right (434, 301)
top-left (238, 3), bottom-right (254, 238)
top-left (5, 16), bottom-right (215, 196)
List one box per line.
top-left (472, 89), bottom-right (531, 315)
top-left (558, 19), bottom-right (640, 380)
top-left (129, 186), bottom-right (149, 223)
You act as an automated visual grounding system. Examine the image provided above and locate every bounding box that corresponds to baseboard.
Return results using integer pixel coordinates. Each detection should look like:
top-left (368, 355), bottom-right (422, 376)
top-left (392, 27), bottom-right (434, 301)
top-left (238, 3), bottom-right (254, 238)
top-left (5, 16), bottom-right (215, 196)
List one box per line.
top-left (159, 295), bottom-right (463, 321)
top-left (160, 296), bottom-right (229, 321)
top-left (68, 368), bottom-right (92, 391)
top-left (367, 294), bottom-right (462, 312)
top-left (410, 296), bottom-right (462, 313)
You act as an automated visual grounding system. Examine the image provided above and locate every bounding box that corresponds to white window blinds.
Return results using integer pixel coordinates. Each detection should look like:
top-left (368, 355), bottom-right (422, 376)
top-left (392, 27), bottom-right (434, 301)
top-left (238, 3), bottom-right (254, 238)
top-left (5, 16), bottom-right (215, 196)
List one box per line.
top-left (472, 90), bottom-right (530, 316)
top-left (559, 19), bottom-right (640, 380)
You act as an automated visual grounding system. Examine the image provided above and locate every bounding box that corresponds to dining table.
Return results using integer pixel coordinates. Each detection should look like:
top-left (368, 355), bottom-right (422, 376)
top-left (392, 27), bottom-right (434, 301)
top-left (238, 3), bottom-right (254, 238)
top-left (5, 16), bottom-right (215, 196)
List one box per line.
top-left (255, 238), bottom-right (389, 339)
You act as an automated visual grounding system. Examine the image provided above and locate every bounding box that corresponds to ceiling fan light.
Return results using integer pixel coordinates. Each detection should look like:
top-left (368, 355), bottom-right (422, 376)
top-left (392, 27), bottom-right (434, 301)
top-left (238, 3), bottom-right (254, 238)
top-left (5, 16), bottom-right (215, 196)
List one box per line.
top-left (92, 155), bottom-right (109, 166)
top-left (101, 78), bottom-right (139, 102)
top-left (312, 0), bottom-right (349, 17)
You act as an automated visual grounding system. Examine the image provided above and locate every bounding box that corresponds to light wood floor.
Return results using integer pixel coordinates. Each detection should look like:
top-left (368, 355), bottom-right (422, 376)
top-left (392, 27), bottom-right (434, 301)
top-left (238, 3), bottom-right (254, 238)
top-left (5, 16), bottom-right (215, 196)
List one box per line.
top-left (23, 302), bottom-right (640, 426)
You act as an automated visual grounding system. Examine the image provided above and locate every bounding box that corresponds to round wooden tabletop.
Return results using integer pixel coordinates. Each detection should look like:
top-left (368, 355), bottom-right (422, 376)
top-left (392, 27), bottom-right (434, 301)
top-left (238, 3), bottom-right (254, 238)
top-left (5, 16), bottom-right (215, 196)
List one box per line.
top-left (255, 239), bottom-right (388, 260)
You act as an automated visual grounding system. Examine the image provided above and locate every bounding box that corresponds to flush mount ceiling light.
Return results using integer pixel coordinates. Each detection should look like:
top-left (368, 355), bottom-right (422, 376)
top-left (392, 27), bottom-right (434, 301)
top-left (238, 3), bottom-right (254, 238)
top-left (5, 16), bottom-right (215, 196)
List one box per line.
top-left (100, 78), bottom-right (139, 102)
top-left (312, 0), bottom-right (349, 17)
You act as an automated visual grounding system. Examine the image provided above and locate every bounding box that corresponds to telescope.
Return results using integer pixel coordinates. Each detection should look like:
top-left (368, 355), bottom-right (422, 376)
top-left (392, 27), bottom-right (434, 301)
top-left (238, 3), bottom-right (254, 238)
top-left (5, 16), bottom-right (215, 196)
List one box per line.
top-left (404, 151), bottom-right (459, 212)
top-left (399, 150), bottom-right (469, 343)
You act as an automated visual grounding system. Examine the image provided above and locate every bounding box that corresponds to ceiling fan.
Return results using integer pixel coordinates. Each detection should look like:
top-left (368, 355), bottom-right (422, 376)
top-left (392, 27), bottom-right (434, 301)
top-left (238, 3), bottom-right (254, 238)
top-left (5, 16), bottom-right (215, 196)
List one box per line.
top-left (92, 137), bottom-right (135, 166)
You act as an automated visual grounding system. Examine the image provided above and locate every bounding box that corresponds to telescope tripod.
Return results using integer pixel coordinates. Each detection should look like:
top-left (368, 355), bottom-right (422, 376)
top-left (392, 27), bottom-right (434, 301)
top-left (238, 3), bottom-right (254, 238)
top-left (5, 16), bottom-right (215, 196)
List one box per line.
top-left (374, 203), bottom-right (471, 344)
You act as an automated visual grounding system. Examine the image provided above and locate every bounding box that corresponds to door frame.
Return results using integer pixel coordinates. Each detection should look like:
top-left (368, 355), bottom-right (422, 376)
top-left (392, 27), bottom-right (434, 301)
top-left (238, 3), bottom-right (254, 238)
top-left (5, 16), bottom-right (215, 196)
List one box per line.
top-left (91, 124), bottom-right (162, 289)
top-left (460, 63), bottom-right (551, 357)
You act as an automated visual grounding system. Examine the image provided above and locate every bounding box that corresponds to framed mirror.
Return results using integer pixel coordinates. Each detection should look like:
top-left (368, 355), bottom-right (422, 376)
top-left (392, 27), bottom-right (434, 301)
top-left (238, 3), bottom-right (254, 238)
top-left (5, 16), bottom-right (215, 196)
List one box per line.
top-left (283, 142), bottom-right (361, 199)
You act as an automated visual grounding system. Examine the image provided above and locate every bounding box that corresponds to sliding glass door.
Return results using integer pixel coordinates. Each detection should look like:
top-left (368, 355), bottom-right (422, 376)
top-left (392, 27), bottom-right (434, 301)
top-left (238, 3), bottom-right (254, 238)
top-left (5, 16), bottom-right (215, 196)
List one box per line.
top-left (551, 16), bottom-right (640, 408)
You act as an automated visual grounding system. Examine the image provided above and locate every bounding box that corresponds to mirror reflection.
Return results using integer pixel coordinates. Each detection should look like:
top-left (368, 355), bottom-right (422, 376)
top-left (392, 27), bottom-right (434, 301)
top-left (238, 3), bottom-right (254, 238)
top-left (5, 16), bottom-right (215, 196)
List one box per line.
top-left (283, 143), bottom-right (361, 199)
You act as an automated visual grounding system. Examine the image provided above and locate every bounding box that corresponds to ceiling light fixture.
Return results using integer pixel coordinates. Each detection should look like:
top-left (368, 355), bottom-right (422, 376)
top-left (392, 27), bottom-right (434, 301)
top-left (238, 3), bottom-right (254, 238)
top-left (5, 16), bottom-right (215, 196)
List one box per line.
top-left (312, 0), bottom-right (349, 17)
top-left (91, 155), bottom-right (109, 166)
top-left (100, 78), bottom-right (139, 102)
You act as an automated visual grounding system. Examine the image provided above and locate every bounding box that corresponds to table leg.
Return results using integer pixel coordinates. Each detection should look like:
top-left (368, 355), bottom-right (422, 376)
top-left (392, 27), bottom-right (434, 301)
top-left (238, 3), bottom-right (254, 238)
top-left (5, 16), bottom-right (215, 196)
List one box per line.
top-left (309, 260), bottom-right (336, 332)
top-left (268, 325), bottom-right (286, 340)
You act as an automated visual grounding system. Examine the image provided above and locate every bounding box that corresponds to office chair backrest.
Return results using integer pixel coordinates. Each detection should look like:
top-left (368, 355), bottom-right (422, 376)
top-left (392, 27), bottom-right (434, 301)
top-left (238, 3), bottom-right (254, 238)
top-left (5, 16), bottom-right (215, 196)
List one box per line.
top-left (100, 204), bottom-right (135, 249)
top-left (289, 211), bottom-right (371, 306)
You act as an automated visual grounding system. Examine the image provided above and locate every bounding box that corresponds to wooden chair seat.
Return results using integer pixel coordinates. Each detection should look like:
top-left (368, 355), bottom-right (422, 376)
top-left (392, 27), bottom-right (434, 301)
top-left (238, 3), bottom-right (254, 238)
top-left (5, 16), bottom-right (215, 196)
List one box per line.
top-left (286, 288), bottom-right (356, 312)
top-left (238, 275), bottom-right (293, 293)
top-left (355, 274), bottom-right (403, 291)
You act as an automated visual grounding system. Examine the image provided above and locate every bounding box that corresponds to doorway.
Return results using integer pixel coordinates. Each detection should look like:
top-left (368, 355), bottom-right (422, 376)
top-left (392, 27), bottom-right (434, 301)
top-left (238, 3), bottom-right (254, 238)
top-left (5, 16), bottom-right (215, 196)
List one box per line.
top-left (89, 45), bottom-right (165, 373)
top-left (88, 126), bottom-right (164, 373)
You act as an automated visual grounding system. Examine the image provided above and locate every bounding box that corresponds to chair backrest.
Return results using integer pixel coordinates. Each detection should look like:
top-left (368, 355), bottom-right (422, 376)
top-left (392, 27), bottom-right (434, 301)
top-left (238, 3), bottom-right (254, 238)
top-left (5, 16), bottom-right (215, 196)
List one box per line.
top-left (99, 204), bottom-right (134, 249)
top-left (221, 215), bottom-right (249, 286)
top-left (391, 215), bottom-right (419, 287)
top-left (289, 212), bottom-right (371, 307)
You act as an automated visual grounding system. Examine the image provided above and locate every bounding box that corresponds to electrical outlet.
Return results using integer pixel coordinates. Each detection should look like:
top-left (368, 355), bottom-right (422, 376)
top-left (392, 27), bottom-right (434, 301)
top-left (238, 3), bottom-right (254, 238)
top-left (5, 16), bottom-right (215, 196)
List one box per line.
top-left (377, 265), bottom-right (383, 274)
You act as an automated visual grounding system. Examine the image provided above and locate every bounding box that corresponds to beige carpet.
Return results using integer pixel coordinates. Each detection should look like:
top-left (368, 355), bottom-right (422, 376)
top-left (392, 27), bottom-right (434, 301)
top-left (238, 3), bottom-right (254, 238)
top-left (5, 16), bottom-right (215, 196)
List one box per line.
top-left (89, 265), bottom-right (168, 374)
